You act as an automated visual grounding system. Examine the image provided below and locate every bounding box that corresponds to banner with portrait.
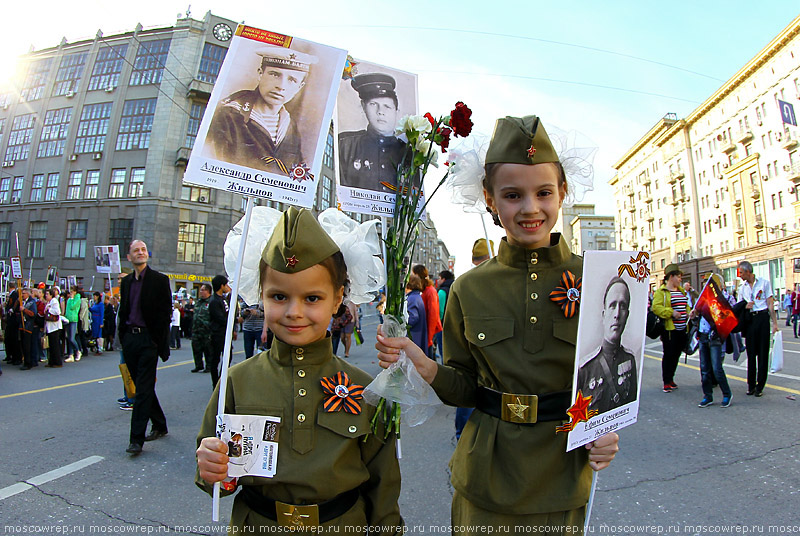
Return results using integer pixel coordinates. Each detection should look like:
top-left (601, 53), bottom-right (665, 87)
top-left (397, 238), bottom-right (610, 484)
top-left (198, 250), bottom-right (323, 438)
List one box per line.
top-left (561, 250), bottom-right (649, 451)
top-left (335, 58), bottom-right (420, 216)
top-left (184, 25), bottom-right (347, 209)
top-left (94, 245), bottom-right (121, 274)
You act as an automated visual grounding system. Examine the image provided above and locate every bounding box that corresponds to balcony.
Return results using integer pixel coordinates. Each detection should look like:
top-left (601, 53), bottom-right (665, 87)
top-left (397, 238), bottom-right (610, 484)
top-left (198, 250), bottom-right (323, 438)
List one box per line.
top-left (734, 224), bottom-right (745, 235)
top-left (782, 130), bottom-right (799, 150)
top-left (750, 189), bottom-right (760, 200)
top-left (787, 161), bottom-right (800, 183)
top-left (187, 78), bottom-right (214, 102)
top-left (645, 212), bottom-right (654, 221)
top-left (644, 194), bottom-right (653, 204)
top-left (627, 205), bottom-right (636, 213)
top-left (721, 140), bottom-right (737, 154)
top-left (175, 147), bottom-right (191, 167)
top-left (642, 176), bottom-right (651, 186)
top-left (669, 196), bottom-right (680, 206)
top-left (754, 215), bottom-right (764, 229)
top-left (668, 170), bottom-right (684, 184)
top-left (732, 197), bottom-right (742, 207)
top-left (735, 129), bottom-right (754, 144)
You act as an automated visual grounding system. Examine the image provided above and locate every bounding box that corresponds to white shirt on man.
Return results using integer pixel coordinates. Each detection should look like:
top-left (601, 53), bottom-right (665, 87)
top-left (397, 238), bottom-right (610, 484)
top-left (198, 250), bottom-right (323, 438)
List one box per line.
top-left (740, 277), bottom-right (772, 312)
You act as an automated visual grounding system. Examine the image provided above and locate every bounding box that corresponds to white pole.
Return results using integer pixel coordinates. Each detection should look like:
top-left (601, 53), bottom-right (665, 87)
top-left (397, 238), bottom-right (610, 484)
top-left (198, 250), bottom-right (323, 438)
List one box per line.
top-left (584, 472), bottom-right (598, 533)
top-left (212, 196), bottom-right (255, 521)
top-left (27, 259), bottom-right (33, 287)
top-left (480, 213), bottom-right (494, 258)
top-left (90, 276), bottom-right (95, 291)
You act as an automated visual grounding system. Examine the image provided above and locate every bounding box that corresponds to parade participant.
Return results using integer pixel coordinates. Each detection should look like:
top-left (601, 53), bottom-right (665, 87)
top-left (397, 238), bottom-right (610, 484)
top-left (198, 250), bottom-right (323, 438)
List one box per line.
top-left (208, 275), bottom-right (232, 388)
top-left (339, 73), bottom-right (409, 192)
top-left (195, 207), bottom-right (402, 532)
top-left (90, 292), bottom-right (105, 355)
top-left (118, 240), bottom-right (171, 455)
top-left (696, 274), bottom-right (734, 408)
top-left (577, 277), bottom-right (637, 413)
top-left (737, 260), bottom-right (778, 397)
top-left (191, 283), bottom-right (214, 373)
top-left (651, 264), bottom-right (690, 393)
top-left (207, 46), bottom-right (317, 175)
top-left (19, 288), bottom-right (37, 370)
top-left (404, 274), bottom-right (427, 353)
top-left (44, 288), bottom-right (63, 368)
top-left (412, 264), bottom-right (443, 361)
top-left (376, 115), bottom-right (618, 532)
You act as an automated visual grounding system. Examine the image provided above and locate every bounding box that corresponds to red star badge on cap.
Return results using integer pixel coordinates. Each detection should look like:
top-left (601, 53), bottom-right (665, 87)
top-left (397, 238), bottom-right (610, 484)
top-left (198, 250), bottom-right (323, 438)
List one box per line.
top-left (286, 255), bottom-right (298, 268)
top-left (527, 144), bottom-right (536, 157)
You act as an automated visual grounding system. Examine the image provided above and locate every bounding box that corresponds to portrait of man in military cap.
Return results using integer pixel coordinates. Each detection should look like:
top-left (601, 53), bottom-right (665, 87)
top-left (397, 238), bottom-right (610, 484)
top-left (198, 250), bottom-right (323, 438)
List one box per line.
top-left (205, 45), bottom-right (318, 175)
top-left (577, 276), bottom-right (639, 414)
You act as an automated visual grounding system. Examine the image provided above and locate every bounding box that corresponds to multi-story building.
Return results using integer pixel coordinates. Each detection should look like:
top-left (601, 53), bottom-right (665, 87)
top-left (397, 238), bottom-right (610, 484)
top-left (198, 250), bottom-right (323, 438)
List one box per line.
top-left (611, 14), bottom-right (800, 296)
top-left (410, 216), bottom-right (450, 275)
top-left (0, 11), bottom-right (449, 295)
top-left (569, 213), bottom-right (616, 255)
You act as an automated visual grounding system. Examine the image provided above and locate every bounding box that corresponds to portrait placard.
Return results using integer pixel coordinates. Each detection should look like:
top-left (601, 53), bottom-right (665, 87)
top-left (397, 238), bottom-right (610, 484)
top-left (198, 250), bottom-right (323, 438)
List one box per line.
top-left (95, 245), bottom-right (121, 274)
top-left (184, 25), bottom-right (347, 208)
top-left (564, 251), bottom-right (649, 451)
top-left (10, 257), bottom-right (22, 279)
top-left (46, 266), bottom-right (58, 286)
top-left (335, 59), bottom-right (420, 216)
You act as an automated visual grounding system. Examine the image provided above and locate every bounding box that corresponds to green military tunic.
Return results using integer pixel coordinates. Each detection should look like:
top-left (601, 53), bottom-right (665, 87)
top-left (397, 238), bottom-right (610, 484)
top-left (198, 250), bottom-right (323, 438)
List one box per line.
top-left (430, 235), bottom-right (592, 519)
top-left (196, 335), bottom-right (403, 534)
top-left (192, 296), bottom-right (212, 343)
top-left (577, 343), bottom-right (637, 414)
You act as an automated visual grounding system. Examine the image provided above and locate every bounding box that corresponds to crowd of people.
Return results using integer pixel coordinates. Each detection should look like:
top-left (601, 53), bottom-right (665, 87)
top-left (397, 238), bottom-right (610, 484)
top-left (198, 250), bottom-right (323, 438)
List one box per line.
top-left (1, 281), bottom-right (119, 373)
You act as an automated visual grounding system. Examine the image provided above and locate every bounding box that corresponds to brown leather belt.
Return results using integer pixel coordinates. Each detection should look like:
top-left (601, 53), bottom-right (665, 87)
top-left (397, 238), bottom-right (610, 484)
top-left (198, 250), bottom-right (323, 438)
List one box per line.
top-left (476, 386), bottom-right (571, 425)
top-left (239, 486), bottom-right (359, 528)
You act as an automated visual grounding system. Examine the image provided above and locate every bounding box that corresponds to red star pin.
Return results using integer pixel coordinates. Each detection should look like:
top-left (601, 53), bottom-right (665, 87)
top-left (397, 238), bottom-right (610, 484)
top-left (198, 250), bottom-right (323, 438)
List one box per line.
top-left (527, 144), bottom-right (536, 157)
top-left (556, 391), bottom-right (599, 433)
top-left (286, 255), bottom-right (298, 268)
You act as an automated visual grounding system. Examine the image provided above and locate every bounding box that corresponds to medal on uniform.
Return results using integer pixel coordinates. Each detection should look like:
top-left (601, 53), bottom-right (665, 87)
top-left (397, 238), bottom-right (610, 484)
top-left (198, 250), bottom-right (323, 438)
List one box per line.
top-left (320, 371), bottom-right (364, 414)
top-left (353, 159), bottom-right (361, 170)
top-left (549, 270), bottom-right (582, 318)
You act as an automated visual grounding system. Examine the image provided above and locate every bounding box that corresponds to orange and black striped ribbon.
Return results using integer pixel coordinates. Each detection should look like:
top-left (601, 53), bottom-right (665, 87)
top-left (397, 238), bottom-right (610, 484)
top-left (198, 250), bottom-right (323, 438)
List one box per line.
top-left (549, 270), bottom-right (582, 318)
top-left (320, 371), bottom-right (364, 414)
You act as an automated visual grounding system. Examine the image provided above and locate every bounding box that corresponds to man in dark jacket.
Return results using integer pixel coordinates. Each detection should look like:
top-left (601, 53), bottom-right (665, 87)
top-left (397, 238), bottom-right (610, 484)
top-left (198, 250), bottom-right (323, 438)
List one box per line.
top-left (208, 275), bottom-right (231, 388)
top-left (191, 284), bottom-right (213, 374)
top-left (118, 240), bottom-right (171, 455)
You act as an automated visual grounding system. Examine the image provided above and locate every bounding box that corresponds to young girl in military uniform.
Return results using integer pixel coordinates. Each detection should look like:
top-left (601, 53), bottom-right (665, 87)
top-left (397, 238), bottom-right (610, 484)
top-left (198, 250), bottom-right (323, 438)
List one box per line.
top-left (376, 115), bottom-right (619, 534)
top-left (196, 207), bottom-right (403, 533)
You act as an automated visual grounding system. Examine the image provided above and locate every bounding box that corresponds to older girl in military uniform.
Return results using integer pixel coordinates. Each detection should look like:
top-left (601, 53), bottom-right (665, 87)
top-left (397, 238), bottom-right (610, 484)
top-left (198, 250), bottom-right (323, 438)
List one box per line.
top-left (376, 115), bottom-right (619, 534)
top-left (196, 207), bottom-right (403, 533)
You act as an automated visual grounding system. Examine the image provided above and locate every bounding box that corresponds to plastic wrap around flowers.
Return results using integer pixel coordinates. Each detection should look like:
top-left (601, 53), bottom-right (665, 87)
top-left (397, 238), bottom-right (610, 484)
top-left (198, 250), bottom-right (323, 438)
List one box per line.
top-left (317, 208), bottom-right (385, 305)
top-left (223, 207), bottom-right (386, 306)
top-left (444, 125), bottom-right (597, 208)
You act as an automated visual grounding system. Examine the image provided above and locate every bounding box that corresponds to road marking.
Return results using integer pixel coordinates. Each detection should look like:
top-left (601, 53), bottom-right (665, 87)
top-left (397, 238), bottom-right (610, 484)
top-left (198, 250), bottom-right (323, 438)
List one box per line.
top-left (644, 352), bottom-right (800, 395)
top-left (0, 456), bottom-right (103, 501)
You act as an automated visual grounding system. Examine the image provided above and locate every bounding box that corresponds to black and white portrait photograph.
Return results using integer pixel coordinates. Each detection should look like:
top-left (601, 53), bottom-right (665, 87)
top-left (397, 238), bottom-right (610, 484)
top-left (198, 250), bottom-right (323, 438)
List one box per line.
top-left (46, 265), bottom-right (57, 286)
top-left (335, 60), bottom-right (418, 216)
top-left (185, 25), bottom-right (346, 209)
top-left (567, 250), bottom-right (649, 451)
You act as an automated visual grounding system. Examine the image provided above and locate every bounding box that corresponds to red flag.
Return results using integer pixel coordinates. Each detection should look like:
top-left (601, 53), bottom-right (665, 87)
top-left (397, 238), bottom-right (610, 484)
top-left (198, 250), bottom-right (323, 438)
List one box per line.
top-left (695, 277), bottom-right (738, 340)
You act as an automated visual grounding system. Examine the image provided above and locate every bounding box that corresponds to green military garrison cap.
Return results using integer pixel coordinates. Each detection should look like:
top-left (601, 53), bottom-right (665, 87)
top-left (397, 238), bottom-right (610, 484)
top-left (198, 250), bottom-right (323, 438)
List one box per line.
top-left (485, 115), bottom-right (559, 166)
top-left (262, 206), bottom-right (340, 273)
top-left (472, 238), bottom-right (495, 258)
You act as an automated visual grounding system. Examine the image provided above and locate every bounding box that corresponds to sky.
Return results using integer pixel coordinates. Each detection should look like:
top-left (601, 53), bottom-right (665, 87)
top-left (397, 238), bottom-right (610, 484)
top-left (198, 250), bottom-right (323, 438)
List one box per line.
top-left (2, 1), bottom-right (799, 275)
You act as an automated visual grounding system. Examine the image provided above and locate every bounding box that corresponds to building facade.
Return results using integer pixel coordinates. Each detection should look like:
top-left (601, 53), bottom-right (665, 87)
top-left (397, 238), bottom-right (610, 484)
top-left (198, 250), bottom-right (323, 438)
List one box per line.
top-left (569, 213), bottom-right (616, 255)
top-left (611, 14), bottom-right (800, 296)
top-left (0, 12), bottom-right (449, 295)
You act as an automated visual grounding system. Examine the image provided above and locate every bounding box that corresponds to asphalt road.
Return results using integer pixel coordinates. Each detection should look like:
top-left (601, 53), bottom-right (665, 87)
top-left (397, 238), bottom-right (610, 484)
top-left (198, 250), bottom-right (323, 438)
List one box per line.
top-left (1, 310), bottom-right (798, 535)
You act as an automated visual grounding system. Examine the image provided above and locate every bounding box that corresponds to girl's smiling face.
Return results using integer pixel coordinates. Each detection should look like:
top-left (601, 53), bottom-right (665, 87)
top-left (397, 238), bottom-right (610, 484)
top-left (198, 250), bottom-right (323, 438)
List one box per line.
top-left (262, 264), bottom-right (344, 347)
top-left (484, 162), bottom-right (566, 250)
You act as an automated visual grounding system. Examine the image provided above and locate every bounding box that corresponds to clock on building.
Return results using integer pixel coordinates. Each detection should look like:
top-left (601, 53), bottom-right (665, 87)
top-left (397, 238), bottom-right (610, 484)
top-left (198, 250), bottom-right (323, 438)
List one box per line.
top-left (212, 23), bottom-right (233, 42)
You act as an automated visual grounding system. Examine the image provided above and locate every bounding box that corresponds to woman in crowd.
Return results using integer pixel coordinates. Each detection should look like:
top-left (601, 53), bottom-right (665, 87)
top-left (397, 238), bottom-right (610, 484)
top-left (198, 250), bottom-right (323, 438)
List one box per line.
top-left (44, 288), bottom-right (63, 368)
top-left (652, 263), bottom-right (692, 393)
top-left (405, 273), bottom-right (427, 352)
top-left (89, 292), bottom-right (105, 355)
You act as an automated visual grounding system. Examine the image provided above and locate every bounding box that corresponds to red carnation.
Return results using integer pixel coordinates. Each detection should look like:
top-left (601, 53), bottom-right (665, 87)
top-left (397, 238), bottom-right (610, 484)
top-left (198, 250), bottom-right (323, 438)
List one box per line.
top-left (437, 127), bottom-right (452, 153)
top-left (450, 101), bottom-right (473, 138)
top-left (424, 112), bottom-right (436, 128)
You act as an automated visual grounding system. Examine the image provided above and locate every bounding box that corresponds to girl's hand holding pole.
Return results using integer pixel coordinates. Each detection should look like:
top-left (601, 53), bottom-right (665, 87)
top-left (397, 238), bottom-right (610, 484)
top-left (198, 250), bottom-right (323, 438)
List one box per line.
top-left (375, 325), bottom-right (438, 384)
top-left (197, 437), bottom-right (230, 484)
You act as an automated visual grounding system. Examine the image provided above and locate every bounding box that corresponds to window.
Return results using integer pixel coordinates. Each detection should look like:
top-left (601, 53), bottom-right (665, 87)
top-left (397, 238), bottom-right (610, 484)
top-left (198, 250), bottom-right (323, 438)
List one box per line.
top-left (38, 107), bottom-right (73, 158)
top-left (772, 194), bottom-right (777, 210)
top-left (109, 219), bottom-right (134, 253)
top-left (177, 222), bottom-right (205, 262)
top-left (45, 173), bottom-right (59, 201)
top-left (0, 223), bottom-right (11, 257)
top-left (185, 103), bottom-right (206, 148)
top-left (67, 171), bottom-right (82, 200)
top-left (75, 102), bottom-right (112, 153)
top-left (779, 192), bottom-right (784, 208)
top-left (88, 44), bottom-right (128, 91)
top-left (319, 175), bottom-right (333, 210)
top-left (30, 174), bottom-right (44, 202)
top-left (129, 39), bottom-right (171, 86)
top-left (20, 58), bottom-right (53, 102)
top-left (0, 177), bottom-right (9, 203)
top-left (0, 118), bottom-right (5, 143)
top-left (129, 167), bottom-right (145, 197)
top-left (323, 129), bottom-right (335, 169)
top-left (109, 169), bottom-right (126, 198)
top-left (4, 113), bottom-right (35, 161)
top-left (85, 170), bottom-right (100, 199)
top-left (28, 222), bottom-right (47, 258)
top-left (10, 176), bottom-right (23, 203)
top-left (181, 185), bottom-right (210, 203)
top-left (197, 43), bottom-right (227, 83)
top-left (116, 98), bottom-right (156, 150)
top-left (745, 143), bottom-right (752, 157)
top-left (52, 52), bottom-right (87, 96)
top-left (754, 200), bottom-right (762, 216)
top-left (65, 220), bottom-right (87, 258)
